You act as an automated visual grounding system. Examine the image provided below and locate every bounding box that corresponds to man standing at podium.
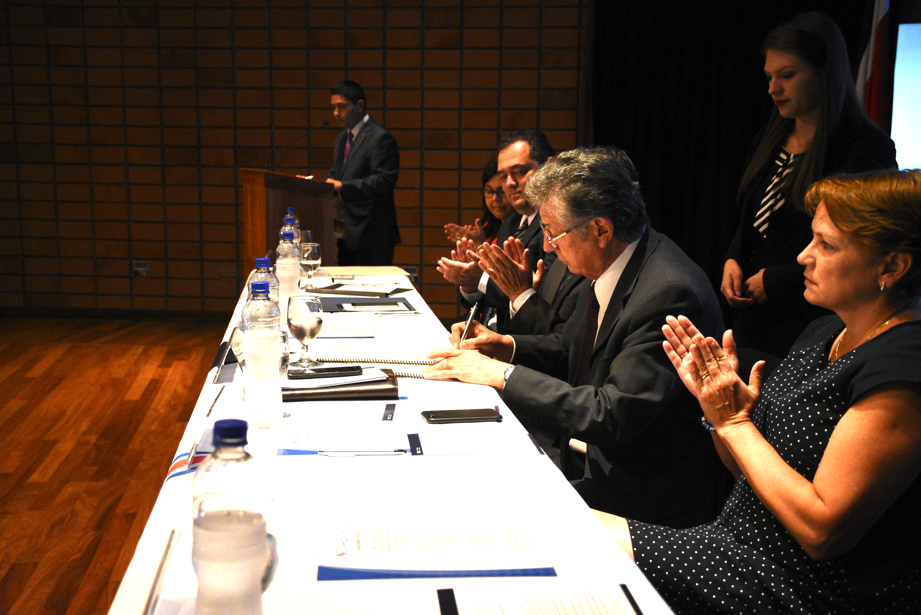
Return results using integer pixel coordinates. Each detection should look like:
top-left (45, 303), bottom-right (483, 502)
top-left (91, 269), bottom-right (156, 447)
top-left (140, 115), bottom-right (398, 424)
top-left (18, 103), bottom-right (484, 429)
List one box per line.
top-left (326, 80), bottom-right (400, 266)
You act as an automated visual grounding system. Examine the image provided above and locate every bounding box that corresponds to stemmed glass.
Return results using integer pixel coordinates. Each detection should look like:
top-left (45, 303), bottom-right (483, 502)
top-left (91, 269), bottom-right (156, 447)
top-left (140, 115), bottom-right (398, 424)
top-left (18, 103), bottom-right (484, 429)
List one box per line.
top-left (287, 295), bottom-right (323, 367)
top-left (300, 243), bottom-right (322, 286)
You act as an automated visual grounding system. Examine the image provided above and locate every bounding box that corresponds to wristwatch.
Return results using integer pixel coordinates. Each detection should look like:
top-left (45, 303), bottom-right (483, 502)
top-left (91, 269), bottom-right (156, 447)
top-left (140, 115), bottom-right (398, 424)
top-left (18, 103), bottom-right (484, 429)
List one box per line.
top-left (503, 365), bottom-right (515, 388)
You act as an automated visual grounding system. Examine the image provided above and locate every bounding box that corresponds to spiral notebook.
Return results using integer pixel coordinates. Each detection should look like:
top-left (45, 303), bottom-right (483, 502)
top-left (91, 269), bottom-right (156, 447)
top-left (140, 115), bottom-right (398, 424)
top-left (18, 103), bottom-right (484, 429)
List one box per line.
top-left (311, 351), bottom-right (436, 379)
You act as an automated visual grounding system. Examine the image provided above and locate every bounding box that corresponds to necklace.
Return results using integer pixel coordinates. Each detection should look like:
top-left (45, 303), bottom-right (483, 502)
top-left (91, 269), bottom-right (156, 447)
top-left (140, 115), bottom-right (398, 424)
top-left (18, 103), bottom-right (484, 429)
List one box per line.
top-left (832, 303), bottom-right (913, 361)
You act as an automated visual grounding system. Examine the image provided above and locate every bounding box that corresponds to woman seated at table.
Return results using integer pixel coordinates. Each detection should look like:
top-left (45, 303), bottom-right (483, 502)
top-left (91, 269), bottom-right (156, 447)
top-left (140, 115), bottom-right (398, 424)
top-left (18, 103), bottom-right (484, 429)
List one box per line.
top-left (599, 169), bottom-right (921, 614)
top-left (444, 158), bottom-right (513, 245)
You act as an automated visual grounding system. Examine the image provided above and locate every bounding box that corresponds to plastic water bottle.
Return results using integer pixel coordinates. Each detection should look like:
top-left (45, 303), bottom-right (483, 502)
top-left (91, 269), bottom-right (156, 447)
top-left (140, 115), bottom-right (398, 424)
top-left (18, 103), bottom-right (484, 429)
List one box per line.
top-left (241, 281), bottom-right (281, 379)
top-left (241, 281), bottom-right (280, 332)
top-left (241, 281), bottom-right (282, 428)
top-left (247, 257), bottom-right (279, 304)
top-left (192, 419), bottom-right (276, 615)
top-left (276, 230), bottom-right (300, 260)
top-left (275, 231), bottom-right (301, 300)
top-left (278, 216), bottom-right (298, 243)
top-left (285, 207), bottom-right (300, 235)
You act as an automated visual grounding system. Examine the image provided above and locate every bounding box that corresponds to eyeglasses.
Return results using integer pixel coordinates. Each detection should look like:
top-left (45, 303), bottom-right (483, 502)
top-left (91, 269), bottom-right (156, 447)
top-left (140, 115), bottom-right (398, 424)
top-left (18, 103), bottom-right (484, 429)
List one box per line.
top-left (540, 221), bottom-right (581, 248)
top-left (500, 164), bottom-right (537, 184)
top-left (483, 187), bottom-right (506, 200)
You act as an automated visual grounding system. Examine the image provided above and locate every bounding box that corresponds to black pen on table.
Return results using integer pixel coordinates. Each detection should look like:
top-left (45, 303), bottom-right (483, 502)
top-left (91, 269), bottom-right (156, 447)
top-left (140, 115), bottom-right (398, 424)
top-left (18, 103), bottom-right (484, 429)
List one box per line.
top-left (457, 301), bottom-right (478, 348)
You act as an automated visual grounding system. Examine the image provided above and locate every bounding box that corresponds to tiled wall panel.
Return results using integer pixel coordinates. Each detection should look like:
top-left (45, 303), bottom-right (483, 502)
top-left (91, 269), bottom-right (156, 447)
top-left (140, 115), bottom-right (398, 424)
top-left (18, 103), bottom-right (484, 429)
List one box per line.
top-left (1, 0), bottom-right (587, 321)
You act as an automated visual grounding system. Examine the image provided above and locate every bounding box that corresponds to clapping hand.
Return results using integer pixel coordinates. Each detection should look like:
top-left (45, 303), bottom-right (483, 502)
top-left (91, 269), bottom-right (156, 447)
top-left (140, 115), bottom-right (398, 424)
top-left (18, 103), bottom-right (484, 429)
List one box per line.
top-left (444, 218), bottom-right (487, 244)
top-left (532, 258), bottom-right (546, 290)
top-left (437, 239), bottom-right (482, 292)
top-left (661, 315), bottom-right (763, 431)
top-left (470, 237), bottom-right (533, 302)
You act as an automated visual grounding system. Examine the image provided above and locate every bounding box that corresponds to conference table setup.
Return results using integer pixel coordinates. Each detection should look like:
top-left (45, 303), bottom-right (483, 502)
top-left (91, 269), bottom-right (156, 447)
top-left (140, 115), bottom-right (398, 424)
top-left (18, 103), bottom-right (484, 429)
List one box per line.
top-left (108, 266), bottom-right (673, 615)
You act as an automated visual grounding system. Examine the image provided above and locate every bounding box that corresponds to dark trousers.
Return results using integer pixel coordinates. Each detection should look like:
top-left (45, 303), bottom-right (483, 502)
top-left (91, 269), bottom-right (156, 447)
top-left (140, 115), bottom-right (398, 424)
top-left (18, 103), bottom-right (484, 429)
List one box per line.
top-left (337, 239), bottom-right (395, 266)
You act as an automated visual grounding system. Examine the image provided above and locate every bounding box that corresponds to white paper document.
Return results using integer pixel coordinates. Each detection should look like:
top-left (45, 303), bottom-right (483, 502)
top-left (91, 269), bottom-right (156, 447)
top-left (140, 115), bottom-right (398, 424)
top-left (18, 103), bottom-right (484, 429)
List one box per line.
top-left (315, 324), bottom-right (375, 339)
top-left (317, 520), bottom-right (555, 580)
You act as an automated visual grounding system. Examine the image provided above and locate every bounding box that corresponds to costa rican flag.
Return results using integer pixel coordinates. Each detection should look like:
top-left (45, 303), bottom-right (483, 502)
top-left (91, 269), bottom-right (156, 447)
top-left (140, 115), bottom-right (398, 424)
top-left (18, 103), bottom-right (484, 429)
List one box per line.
top-left (857, 0), bottom-right (892, 128)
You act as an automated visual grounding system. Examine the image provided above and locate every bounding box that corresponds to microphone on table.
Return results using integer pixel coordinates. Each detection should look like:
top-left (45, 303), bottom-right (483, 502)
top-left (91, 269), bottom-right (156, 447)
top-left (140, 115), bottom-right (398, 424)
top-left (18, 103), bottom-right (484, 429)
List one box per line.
top-left (265, 121), bottom-right (329, 171)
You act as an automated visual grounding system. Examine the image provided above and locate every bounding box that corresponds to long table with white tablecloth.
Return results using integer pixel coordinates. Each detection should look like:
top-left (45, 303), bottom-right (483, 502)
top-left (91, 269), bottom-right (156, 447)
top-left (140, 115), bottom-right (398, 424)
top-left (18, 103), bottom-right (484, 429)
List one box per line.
top-left (108, 267), bottom-right (673, 615)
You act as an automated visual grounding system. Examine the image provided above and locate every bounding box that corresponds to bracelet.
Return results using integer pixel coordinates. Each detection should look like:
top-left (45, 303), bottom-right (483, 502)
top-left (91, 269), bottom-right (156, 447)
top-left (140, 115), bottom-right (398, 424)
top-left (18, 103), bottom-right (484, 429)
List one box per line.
top-left (701, 416), bottom-right (715, 432)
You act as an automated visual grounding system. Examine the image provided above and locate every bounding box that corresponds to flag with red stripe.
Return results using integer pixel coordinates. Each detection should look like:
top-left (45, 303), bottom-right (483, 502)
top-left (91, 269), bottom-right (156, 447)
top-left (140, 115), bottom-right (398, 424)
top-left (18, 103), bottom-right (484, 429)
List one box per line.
top-left (857, 0), bottom-right (892, 128)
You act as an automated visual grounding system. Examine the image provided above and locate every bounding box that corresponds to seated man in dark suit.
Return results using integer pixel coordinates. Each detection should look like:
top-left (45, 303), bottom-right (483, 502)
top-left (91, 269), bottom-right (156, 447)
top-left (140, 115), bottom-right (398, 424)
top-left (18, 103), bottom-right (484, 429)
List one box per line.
top-left (437, 129), bottom-right (557, 332)
top-left (426, 147), bottom-right (731, 529)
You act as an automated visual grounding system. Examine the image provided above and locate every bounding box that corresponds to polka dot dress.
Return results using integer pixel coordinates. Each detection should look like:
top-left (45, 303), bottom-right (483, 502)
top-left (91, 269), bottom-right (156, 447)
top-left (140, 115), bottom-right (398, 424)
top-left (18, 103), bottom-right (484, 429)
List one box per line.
top-left (628, 317), bottom-right (921, 614)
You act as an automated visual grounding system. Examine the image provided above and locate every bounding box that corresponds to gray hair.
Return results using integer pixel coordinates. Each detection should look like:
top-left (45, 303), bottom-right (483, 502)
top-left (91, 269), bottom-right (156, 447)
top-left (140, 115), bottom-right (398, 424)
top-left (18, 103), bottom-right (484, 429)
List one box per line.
top-left (523, 146), bottom-right (648, 243)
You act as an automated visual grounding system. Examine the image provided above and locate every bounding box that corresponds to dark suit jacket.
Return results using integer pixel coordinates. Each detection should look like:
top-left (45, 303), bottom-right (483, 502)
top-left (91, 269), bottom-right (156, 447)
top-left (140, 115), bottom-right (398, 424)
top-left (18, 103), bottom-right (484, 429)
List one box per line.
top-left (464, 211), bottom-right (556, 333)
top-left (502, 228), bottom-right (731, 528)
top-left (506, 258), bottom-right (588, 336)
top-left (504, 259), bottom-right (588, 475)
top-left (328, 117), bottom-right (400, 253)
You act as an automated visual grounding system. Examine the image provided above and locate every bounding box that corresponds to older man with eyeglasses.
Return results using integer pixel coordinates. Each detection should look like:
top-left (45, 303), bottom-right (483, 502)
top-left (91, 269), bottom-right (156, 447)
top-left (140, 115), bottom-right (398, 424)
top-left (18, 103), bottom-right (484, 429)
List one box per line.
top-left (426, 146), bottom-right (731, 529)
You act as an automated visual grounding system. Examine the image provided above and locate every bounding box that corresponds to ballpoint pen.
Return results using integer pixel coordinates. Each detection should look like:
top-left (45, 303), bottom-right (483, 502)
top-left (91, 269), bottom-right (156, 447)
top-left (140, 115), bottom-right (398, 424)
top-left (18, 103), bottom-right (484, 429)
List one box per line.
top-left (143, 528), bottom-right (180, 615)
top-left (186, 443), bottom-right (199, 469)
top-left (206, 385), bottom-right (225, 417)
top-left (459, 301), bottom-right (478, 345)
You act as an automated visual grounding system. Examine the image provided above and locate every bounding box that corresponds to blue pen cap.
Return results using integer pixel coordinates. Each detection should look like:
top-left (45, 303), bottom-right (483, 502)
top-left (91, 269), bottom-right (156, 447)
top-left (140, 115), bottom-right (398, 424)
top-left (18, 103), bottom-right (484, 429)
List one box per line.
top-left (213, 419), bottom-right (248, 446)
top-left (255, 257), bottom-right (271, 268)
top-left (283, 216), bottom-right (294, 224)
top-left (251, 280), bottom-right (270, 295)
top-left (282, 231), bottom-right (295, 240)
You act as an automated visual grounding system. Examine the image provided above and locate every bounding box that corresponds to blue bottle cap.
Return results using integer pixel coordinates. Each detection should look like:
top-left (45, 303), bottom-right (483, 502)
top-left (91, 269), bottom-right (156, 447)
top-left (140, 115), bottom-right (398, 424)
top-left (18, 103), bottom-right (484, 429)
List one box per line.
top-left (287, 207), bottom-right (296, 213)
top-left (251, 281), bottom-right (270, 294)
top-left (282, 231), bottom-right (295, 240)
top-left (213, 419), bottom-right (248, 446)
top-left (255, 257), bottom-right (271, 268)
top-left (283, 216), bottom-right (294, 224)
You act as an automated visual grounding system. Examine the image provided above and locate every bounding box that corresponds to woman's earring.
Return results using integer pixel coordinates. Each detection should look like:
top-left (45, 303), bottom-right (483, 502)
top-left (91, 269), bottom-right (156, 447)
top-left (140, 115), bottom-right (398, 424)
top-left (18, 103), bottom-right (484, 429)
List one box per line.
top-left (880, 281), bottom-right (886, 292)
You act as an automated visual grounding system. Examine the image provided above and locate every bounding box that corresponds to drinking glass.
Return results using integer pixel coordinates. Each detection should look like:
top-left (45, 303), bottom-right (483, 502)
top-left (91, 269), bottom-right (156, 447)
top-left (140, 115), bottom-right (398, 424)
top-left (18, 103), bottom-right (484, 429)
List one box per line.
top-left (300, 243), bottom-right (322, 284)
top-left (300, 229), bottom-right (313, 243)
top-left (287, 295), bottom-right (323, 367)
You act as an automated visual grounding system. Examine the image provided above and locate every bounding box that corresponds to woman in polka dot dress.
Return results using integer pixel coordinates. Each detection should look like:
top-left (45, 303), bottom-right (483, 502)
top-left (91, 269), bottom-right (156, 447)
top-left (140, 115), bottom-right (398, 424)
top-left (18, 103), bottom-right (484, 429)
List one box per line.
top-left (597, 170), bottom-right (921, 614)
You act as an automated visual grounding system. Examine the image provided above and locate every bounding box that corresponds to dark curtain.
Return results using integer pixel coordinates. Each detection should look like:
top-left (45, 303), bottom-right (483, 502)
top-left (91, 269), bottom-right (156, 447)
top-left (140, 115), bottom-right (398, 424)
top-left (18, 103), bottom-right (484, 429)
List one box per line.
top-left (591, 0), bottom-right (873, 287)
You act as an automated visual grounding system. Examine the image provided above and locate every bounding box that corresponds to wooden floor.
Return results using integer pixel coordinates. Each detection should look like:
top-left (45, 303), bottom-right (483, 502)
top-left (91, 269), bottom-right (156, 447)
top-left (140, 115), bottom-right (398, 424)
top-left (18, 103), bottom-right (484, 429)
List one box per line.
top-left (0, 316), bottom-right (227, 615)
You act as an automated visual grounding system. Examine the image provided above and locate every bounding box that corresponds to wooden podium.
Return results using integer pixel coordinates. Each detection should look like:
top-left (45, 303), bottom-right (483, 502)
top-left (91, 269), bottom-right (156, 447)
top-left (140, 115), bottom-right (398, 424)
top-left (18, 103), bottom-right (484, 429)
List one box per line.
top-left (239, 168), bottom-right (338, 276)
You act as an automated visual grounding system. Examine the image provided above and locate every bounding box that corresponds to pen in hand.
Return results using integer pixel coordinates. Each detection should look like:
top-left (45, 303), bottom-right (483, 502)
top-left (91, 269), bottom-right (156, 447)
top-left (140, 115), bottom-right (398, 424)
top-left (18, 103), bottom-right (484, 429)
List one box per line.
top-left (457, 302), bottom-right (478, 349)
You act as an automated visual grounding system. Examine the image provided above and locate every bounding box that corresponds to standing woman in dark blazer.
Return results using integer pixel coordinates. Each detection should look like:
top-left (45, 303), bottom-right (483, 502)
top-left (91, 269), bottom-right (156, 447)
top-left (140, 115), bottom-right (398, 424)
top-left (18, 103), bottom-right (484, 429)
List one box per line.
top-left (722, 13), bottom-right (897, 361)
